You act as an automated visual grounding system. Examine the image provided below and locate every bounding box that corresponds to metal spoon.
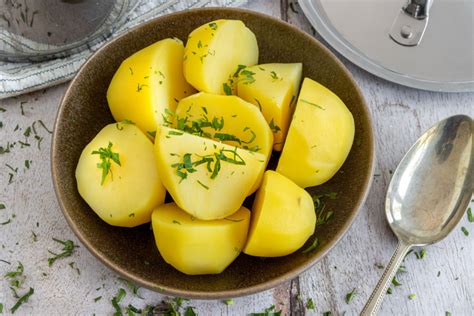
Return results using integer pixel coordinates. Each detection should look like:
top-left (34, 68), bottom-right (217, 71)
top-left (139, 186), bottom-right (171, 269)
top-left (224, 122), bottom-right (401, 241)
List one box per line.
top-left (362, 115), bottom-right (473, 315)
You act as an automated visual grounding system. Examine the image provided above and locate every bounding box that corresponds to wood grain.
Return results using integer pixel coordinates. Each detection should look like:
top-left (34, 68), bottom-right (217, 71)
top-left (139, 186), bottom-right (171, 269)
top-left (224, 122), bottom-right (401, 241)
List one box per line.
top-left (0, 0), bottom-right (472, 315)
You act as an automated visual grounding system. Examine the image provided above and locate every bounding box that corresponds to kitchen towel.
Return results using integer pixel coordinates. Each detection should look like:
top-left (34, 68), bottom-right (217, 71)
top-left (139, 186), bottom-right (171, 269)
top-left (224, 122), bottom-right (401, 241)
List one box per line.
top-left (0, 0), bottom-right (247, 99)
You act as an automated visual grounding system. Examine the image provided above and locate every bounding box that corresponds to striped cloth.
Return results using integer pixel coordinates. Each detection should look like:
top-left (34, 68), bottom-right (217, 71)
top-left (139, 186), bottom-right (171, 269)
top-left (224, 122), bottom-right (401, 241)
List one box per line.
top-left (0, 0), bottom-right (247, 99)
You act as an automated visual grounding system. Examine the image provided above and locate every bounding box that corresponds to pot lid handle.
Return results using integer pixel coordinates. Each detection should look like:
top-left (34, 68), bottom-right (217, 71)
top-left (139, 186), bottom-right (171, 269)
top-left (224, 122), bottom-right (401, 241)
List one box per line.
top-left (389, 0), bottom-right (434, 46)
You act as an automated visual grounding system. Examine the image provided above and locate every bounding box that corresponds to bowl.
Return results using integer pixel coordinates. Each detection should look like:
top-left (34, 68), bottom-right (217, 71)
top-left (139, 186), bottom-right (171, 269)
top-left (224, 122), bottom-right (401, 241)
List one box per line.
top-left (51, 7), bottom-right (374, 299)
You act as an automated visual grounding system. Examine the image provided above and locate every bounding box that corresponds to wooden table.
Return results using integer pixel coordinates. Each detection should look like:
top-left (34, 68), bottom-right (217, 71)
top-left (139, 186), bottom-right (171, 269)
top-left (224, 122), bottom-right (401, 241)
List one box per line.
top-left (0, 1), bottom-right (472, 315)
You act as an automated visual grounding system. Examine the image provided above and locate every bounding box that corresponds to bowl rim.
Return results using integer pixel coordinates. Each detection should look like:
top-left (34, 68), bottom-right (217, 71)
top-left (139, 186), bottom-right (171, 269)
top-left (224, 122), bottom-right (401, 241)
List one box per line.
top-left (51, 7), bottom-right (375, 299)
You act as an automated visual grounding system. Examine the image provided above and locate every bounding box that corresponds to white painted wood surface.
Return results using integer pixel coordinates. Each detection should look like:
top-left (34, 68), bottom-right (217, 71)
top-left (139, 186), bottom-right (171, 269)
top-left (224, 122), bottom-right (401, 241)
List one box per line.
top-left (0, 1), bottom-right (472, 315)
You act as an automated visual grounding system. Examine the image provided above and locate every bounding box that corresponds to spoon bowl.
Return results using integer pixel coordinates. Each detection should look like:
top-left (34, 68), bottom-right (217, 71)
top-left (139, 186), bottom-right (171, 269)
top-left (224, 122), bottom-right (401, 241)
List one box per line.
top-left (386, 115), bottom-right (473, 245)
top-left (363, 115), bottom-right (473, 315)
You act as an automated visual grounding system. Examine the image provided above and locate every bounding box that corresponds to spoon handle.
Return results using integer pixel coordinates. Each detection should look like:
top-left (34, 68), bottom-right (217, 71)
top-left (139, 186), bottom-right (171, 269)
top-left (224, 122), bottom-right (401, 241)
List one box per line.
top-left (361, 240), bottom-right (412, 316)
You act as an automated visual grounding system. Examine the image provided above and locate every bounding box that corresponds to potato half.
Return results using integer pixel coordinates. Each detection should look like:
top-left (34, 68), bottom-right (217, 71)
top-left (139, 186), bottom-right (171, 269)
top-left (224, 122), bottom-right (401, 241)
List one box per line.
top-left (243, 170), bottom-right (315, 257)
top-left (154, 126), bottom-right (266, 220)
top-left (75, 122), bottom-right (166, 227)
top-left (183, 20), bottom-right (258, 94)
top-left (107, 38), bottom-right (195, 135)
top-left (276, 78), bottom-right (355, 188)
top-left (237, 63), bottom-right (302, 151)
top-left (174, 92), bottom-right (273, 193)
top-left (152, 203), bottom-right (250, 275)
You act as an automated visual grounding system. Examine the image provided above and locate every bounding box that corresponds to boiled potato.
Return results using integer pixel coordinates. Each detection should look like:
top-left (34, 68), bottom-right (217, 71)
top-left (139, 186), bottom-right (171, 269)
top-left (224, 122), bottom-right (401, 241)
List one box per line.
top-left (152, 203), bottom-right (250, 275)
top-left (107, 38), bottom-right (195, 134)
top-left (154, 126), bottom-right (266, 220)
top-left (276, 78), bottom-right (355, 188)
top-left (243, 171), bottom-right (315, 257)
top-left (237, 63), bottom-right (302, 151)
top-left (174, 92), bottom-right (273, 193)
top-left (76, 122), bottom-right (166, 227)
top-left (183, 20), bottom-right (258, 95)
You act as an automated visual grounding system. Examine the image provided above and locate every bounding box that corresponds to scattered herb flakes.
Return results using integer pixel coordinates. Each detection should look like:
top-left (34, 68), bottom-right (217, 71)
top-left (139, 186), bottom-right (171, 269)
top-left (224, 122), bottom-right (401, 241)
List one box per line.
top-left (31, 231), bottom-right (37, 242)
top-left (250, 304), bottom-right (281, 316)
top-left (6, 163), bottom-right (18, 173)
top-left (224, 299), bottom-right (234, 305)
top-left (37, 120), bottom-right (52, 134)
top-left (111, 288), bottom-right (126, 316)
top-left (125, 304), bottom-right (142, 315)
top-left (386, 287), bottom-right (393, 294)
top-left (91, 142), bottom-right (121, 185)
top-left (172, 220), bottom-right (181, 225)
top-left (34, 135), bottom-right (43, 150)
top-left (47, 238), bottom-right (78, 266)
top-left (0, 107), bottom-right (5, 112)
top-left (270, 71), bottom-right (280, 81)
top-left (118, 277), bottom-right (143, 299)
top-left (301, 238), bottom-right (319, 254)
top-left (306, 298), bottom-right (315, 310)
top-left (20, 102), bottom-right (27, 116)
top-left (0, 303), bottom-right (3, 313)
top-left (10, 287), bottom-right (34, 314)
top-left (345, 288), bottom-right (357, 303)
top-left (323, 312), bottom-right (333, 316)
top-left (184, 307), bottom-right (197, 316)
top-left (128, 67), bottom-right (133, 75)
top-left (147, 131), bottom-right (157, 138)
top-left (391, 276), bottom-right (402, 286)
top-left (461, 226), bottom-right (469, 236)
top-left (437, 271), bottom-right (441, 277)
top-left (208, 22), bottom-right (218, 30)
top-left (68, 262), bottom-right (80, 275)
top-left (24, 160), bottom-right (31, 169)
top-left (414, 248), bottom-right (426, 259)
top-left (408, 294), bottom-right (416, 300)
top-left (375, 263), bottom-right (384, 269)
top-left (467, 208), bottom-right (473, 222)
top-left (128, 213), bottom-right (135, 218)
top-left (94, 296), bottom-right (102, 302)
top-left (445, 312), bottom-right (452, 316)
top-left (197, 180), bottom-right (209, 190)
top-left (300, 99), bottom-right (325, 110)
top-left (269, 119), bottom-right (281, 133)
top-left (223, 83), bottom-right (232, 95)
top-left (239, 69), bottom-right (256, 85)
top-left (136, 83), bottom-right (148, 92)
top-left (0, 203), bottom-right (5, 210)
top-left (1, 219), bottom-right (11, 225)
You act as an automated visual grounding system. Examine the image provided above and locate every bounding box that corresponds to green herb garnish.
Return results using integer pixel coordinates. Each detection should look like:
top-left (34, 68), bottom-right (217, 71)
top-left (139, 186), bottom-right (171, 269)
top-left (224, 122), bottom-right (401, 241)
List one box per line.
top-left (47, 238), bottom-right (78, 266)
top-left (224, 299), bottom-right (234, 305)
top-left (10, 287), bottom-right (34, 314)
top-left (269, 119), bottom-right (281, 133)
top-left (91, 142), bottom-right (121, 185)
top-left (346, 288), bottom-right (357, 303)
top-left (250, 304), bottom-right (281, 316)
top-left (208, 22), bottom-right (218, 30)
top-left (391, 276), bottom-right (402, 286)
top-left (387, 287), bottom-right (393, 294)
top-left (270, 71), bottom-right (280, 81)
top-left (323, 312), bottom-right (333, 316)
top-left (147, 131), bottom-right (156, 138)
top-left (461, 226), bottom-right (469, 236)
top-left (301, 238), bottom-right (319, 253)
top-left (223, 83), bottom-right (232, 95)
top-left (408, 294), bottom-right (416, 300)
top-left (300, 99), bottom-right (325, 110)
top-left (306, 298), bottom-right (315, 310)
top-left (111, 288), bottom-right (126, 316)
top-left (239, 69), bottom-right (256, 84)
top-left (0, 203), bottom-right (5, 209)
top-left (414, 248), bottom-right (426, 259)
top-left (94, 296), bottom-right (102, 302)
top-left (467, 207), bottom-right (473, 222)
top-left (197, 180), bottom-right (209, 190)
top-left (118, 277), bottom-right (143, 299)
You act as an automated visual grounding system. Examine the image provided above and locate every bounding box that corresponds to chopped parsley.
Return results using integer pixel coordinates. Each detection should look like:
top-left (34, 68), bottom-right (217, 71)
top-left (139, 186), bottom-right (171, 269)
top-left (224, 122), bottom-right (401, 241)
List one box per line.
top-left (323, 312), bottom-right (333, 316)
top-left (408, 294), bottom-right (416, 300)
top-left (467, 207), bottom-right (473, 222)
top-left (250, 304), bottom-right (281, 316)
top-left (391, 276), bottom-right (402, 286)
top-left (94, 296), bottom-right (102, 302)
top-left (197, 180), bottom-right (209, 190)
top-left (387, 287), bottom-right (393, 294)
top-left (270, 71), bottom-right (280, 81)
top-left (239, 69), bottom-right (256, 85)
top-left (306, 298), bottom-right (315, 310)
top-left (269, 119), bottom-right (281, 133)
top-left (91, 142), bottom-right (121, 185)
top-left (172, 220), bottom-right (181, 225)
top-left (111, 288), bottom-right (126, 315)
top-left (118, 277), bottom-right (143, 298)
top-left (0, 203), bottom-right (5, 209)
top-left (312, 192), bottom-right (337, 226)
top-left (208, 22), bottom-right (218, 30)
top-left (224, 299), bottom-right (234, 305)
top-left (461, 226), bottom-right (469, 236)
top-left (147, 131), bottom-right (157, 138)
top-left (10, 287), bottom-right (34, 314)
top-left (223, 83), bottom-right (232, 95)
top-left (414, 248), bottom-right (426, 259)
top-left (345, 288), bottom-right (357, 303)
top-left (47, 238), bottom-right (78, 266)
top-left (300, 99), bottom-right (325, 110)
top-left (301, 238), bottom-right (319, 253)
top-left (136, 83), bottom-right (148, 92)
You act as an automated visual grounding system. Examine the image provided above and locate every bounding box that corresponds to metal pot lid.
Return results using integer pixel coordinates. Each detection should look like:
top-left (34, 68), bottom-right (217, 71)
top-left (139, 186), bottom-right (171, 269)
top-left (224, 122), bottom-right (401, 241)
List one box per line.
top-left (299, 0), bottom-right (474, 92)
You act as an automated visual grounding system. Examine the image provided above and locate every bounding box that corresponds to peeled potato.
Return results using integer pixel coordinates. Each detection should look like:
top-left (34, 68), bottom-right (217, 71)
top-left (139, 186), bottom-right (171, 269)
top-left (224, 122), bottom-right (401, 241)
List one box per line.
top-left (174, 92), bottom-right (273, 193)
top-left (154, 127), bottom-right (266, 220)
top-left (75, 122), bottom-right (166, 227)
top-left (237, 63), bottom-right (302, 151)
top-left (183, 20), bottom-right (258, 94)
top-left (276, 78), bottom-right (355, 188)
top-left (152, 203), bottom-right (250, 275)
top-left (107, 38), bottom-right (195, 134)
top-left (243, 170), bottom-right (315, 257)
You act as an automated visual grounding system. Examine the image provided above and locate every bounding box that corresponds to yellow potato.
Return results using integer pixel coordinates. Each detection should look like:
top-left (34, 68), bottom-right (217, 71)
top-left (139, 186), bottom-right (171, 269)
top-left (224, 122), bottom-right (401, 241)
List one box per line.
top-left (107, 38), bottom-right (195, 134)
top-left (243, 171), bottom-right (315, 257)
top-left (75, 122), bottom-right (166, 227)
top-left (276, 78), bottom-right (355, 188)
top-left (174, 92), bottom-right (273, 193)
top-left (237, 63), bottom-right (302, 150)
top-left (152, 203), bottom-right (250, 275)
top-left (183, 20), bottom-right (258, 94)
top-left (154, 126), bottom-right (266, 220)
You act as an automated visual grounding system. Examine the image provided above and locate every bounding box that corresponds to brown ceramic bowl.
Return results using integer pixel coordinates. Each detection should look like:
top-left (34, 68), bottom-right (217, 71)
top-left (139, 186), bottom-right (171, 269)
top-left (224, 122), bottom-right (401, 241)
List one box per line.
top-left (51, 8), bottom-right (374, 299)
